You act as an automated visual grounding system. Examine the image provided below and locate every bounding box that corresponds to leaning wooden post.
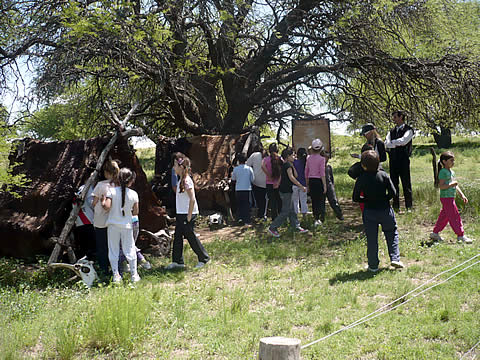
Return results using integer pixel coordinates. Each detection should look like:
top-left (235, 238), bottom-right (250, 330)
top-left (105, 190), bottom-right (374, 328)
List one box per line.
top-left (259, 337), bottom-right (301, 360)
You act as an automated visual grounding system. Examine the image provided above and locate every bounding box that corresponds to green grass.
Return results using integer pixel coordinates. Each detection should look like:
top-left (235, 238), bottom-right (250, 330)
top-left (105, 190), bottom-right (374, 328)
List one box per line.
top-left (135, 147), bottom-right (156, 182)
top-left (0, 135), bottom-right (479, 359)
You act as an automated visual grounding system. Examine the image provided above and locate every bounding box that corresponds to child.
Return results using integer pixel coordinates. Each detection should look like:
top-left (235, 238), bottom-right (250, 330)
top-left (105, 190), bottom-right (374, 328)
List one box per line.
top-left (262, 143), bottom-right (283, 220)
top-left (166, 156), bottom-right (210, 270)
top-left (92, 159), bottom-right (120, 278)
top-left (104, 168), bottom-right (141, 283)
top-left (232, 153), bottom-right (255, 224)
top-left (267, 148), bottom-right (308, 237)
top-left (246, 145), bottom-right (267, 220)
top-left (118, 215), bottom-right (152, 274)
top-left (73, 183), bottom-right (96, 259)
top-left (430, 151), bottom-right (473, 244)
top-left (292, 147), bottom-right (308, 218)
top-left (352, 150), bottom-right (404, 272)
top-left (305, 139), bottom-right (327, 226)
top-left (321, 150), bottom-right (344, 221)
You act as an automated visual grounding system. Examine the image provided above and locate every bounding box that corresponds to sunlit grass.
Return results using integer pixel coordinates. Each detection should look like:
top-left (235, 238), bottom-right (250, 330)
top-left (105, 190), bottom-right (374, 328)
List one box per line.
top-left (0, 134), bottom-right (479, 359)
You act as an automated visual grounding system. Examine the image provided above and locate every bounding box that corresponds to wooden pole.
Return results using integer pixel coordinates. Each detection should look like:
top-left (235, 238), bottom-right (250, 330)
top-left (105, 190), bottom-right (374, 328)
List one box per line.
top-left (430, 147), bottom-right (438, 188)
top-left (259, 337), bottom-right (301, 360)
top-left (47, 128), bottom-right (143, 265)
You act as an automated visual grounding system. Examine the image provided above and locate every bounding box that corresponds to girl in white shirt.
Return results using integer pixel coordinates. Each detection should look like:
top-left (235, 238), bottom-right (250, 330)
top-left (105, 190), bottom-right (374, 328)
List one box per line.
top-left (92, 159), bottom-right (120, 278)
top-left (104, 168), bottom-right (140, 283)
top-left (166, 156), bottom-right (210, 270)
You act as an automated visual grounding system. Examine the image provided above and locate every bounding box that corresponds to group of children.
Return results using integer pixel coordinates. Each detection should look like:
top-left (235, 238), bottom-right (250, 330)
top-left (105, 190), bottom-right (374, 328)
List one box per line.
top-left (76, 135), bottom-right (473, 279)
top-left (75, 160), bottom-right (150, 283)
top-left (76, 153), bottom-right (211, 281)
top-left (230, 138), bottom-right (344, 238)
top-left (233, 130), bottom-right (473, 272)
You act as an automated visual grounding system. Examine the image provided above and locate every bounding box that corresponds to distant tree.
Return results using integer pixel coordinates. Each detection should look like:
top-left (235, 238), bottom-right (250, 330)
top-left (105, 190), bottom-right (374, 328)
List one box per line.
top-left (19, 85), bottom-right (110, 140)
top-left (0, 105), bottom-right (28, 195)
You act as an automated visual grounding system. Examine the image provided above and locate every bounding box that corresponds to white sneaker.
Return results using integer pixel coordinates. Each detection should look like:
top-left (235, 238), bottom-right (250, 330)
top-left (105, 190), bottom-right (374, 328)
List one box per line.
top-left (458, 235), bottom-right (473, 244)
top-left (112, 274), bottom-right (122, 283)
top-left (390, 260), bottom-right (405, 269)
top-left (429, 232), bottom-right (443, 242)
top-left (131, 273), bottom-right (141, 283)
top-left (165, 262), bottom-right (186, 270)
top-left (314, 220), bottom-right (322, 227)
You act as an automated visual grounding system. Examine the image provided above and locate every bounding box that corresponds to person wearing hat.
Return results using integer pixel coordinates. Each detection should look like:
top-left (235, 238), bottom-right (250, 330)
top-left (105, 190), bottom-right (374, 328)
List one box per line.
top-left (385, 110), bottom-right (414, 211)
top-left (361, 123), bottom-right (387, 163)
top-left (305, 138), bottom-right (327, 226)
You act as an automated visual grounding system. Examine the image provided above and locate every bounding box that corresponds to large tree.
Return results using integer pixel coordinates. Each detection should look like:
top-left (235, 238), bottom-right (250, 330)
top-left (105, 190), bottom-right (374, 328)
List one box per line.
top-left (2, 0), bottom-right (480, 140)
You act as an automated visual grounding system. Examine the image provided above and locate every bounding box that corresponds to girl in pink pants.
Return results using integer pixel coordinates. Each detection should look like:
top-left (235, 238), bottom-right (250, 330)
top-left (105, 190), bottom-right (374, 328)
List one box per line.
top-left (430, 151), bottom-right (472, 244)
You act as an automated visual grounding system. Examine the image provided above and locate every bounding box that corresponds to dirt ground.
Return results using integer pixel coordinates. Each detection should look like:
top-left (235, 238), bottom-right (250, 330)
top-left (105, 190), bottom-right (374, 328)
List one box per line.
top-left (168, 199), bottom-right (365, 244)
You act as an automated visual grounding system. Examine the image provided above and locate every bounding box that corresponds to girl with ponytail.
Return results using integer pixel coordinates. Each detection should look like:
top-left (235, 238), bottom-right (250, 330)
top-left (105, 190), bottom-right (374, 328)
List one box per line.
top-left (429, 151), bottom-right (473, 244)
top-left (166, 155), bottom-right (210, 270)
top-left (92, 158), bottom-right (120, 278)
top-left (262, 143), bottom-right (283, 220)
top-left (104, 167), bottom-right (141, 283)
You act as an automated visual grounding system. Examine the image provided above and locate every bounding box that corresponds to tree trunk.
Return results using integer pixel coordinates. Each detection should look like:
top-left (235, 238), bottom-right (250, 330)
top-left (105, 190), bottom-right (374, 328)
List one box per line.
top-left (433, 126), bottom-right (452, 148)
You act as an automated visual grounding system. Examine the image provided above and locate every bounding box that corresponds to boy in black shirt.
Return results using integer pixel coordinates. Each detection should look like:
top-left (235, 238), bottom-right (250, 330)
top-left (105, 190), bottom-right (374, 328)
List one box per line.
top-left (352, 150), bottom-right (405, 272)
top-left (267, 148), bottom-right (308, 237)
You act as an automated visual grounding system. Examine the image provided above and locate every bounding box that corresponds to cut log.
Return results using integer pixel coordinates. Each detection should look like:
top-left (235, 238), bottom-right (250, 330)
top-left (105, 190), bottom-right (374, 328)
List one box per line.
top-left (259, 337), bottom-right (301, 360)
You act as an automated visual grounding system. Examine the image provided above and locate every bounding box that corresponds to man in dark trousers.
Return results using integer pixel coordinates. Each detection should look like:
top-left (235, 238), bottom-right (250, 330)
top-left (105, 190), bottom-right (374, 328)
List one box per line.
top-left (385, 110), bottom-right (414, 211)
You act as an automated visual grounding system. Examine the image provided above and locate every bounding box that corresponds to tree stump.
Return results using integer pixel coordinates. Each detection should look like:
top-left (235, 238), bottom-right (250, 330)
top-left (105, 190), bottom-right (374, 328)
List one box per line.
top-left (259, 337), bottom-right (301, 360)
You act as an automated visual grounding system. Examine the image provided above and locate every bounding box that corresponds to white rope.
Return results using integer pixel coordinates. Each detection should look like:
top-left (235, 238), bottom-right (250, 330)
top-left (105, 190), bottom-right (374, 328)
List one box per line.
top-left (460, 339), bottom-right (480, 360)
top-left (302, 253), bottom-right (480, 349)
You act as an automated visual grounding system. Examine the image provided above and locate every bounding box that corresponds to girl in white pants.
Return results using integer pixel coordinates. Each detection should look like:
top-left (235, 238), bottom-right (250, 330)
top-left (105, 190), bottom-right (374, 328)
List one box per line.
top-left (103, 168), bottom-right (140, 283)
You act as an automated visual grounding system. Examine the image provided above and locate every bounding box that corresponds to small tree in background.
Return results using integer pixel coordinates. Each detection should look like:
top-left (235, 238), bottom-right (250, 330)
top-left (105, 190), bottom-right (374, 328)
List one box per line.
top-left (0, 105), bottom-right (29, 196)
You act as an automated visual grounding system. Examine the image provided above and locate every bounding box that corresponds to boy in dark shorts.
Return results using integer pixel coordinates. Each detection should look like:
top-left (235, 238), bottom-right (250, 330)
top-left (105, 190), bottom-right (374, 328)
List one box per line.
top-left (352, 150), bottom-right (405, 272)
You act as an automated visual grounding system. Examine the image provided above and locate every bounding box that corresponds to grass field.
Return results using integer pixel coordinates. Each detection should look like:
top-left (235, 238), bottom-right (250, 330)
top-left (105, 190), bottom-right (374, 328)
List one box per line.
top-left (0, 135), bottom-right (479, 359)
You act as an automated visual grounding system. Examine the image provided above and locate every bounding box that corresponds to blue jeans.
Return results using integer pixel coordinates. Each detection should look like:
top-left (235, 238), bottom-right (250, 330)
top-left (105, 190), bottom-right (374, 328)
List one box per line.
top-left (362, 207), bottom-right (400, 269)
top-left (270, 192), bottom-right (299, 230)
top-left (236, 190), bottom-right (251, 223)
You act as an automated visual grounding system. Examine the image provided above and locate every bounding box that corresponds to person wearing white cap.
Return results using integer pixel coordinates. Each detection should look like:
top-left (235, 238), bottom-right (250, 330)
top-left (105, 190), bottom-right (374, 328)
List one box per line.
top-left (305, 138), bottom-right (327, 226)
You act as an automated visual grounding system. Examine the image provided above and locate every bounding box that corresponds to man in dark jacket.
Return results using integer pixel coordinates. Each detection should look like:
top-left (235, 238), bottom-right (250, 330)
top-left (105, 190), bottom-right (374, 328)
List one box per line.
top-left (385, 110), bottom-right (414, 211)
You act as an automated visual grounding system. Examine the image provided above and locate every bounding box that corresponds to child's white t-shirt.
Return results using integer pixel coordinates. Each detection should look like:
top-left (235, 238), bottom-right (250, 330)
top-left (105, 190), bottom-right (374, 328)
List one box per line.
top-left (106, 187), bottom-right (139, 229)
top-left (92, 180), bottom-right (113, 228)
top-left (176, 175), bottom-right (199, 215)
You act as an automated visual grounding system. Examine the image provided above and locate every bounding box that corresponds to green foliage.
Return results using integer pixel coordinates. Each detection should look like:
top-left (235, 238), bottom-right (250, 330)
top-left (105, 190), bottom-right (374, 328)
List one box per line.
top-left (335, 0), bottom-right (480, 135)
top-left (0, 107), bottom-right (29, 196)
top-left (19, 84), bottom-right (110, 140)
